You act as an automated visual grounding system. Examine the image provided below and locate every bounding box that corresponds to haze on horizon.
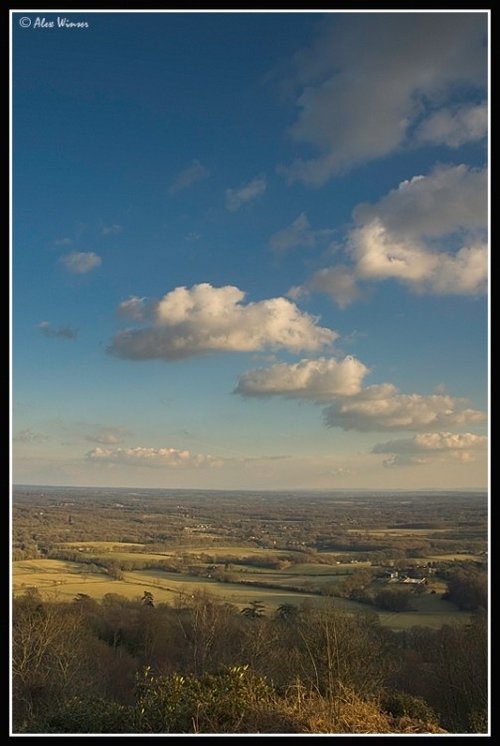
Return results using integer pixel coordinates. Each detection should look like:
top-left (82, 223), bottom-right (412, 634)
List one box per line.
top-left (12, 10), bottom-right (488, 492)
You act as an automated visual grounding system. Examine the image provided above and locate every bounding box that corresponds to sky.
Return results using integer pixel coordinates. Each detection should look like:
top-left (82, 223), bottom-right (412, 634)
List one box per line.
top-left (12, 10), bottom-right (489, 491)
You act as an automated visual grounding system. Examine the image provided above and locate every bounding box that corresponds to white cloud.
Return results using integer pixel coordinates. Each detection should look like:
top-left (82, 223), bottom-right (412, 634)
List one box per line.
top-left (86, 446), bottom-right (222, 469)
top-left (235, 356), bottom-right (369, 400)
top-left (350, 220), bottom-right (487, 295)
top-left (292, 164), bottom-right (488, 304)
top-left (225, 176), bottom-right (267, 211)
top-left (54, 237), bottom-right (73, 246)
top-left (372, 431), bottom-right (487, 466)
top-left (169, 160), bottom-right (209, 194)
top-left (352, 164), bottom-right (486, 240)
top-left (269, 212), bottom-right (333, 253)
top-left (59, 251), bottom-right (102, 274)
top-left (37, 321), bottom-right (78, 340)
top-left (109, 283), bottom-right (336, 361)
top-left (235, 353), bottom-right (485, 432)
top-left (280, 14), bottom-right (486, 185)
top-left (416, 102), bottom-right (487, 147)
top-left (323, 384), bottom-right (485, 432)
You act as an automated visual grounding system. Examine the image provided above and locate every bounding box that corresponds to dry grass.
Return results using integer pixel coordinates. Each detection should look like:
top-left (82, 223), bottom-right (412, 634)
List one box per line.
top-left (274, 686), bottom-right (446, 734)
top-left (212, 686), bottom-right (447, 734)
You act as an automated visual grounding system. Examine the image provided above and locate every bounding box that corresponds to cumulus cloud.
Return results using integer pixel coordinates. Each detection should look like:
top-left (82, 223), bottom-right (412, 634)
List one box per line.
top-left (351, 220), bottom-right (487, 295)
top-left (59, 251), bottom-right (102, 274)
top-left (84, 426), bottom-right (131, 445)
top-left (13, 428), bottom-right (48, 444)
top-left (37, 321), bottom-right (78, 340)
top-left (108, 283), bottom-right (336, 361)
top-left (372, 431), bottom-right (487, 466)
top-left (352, 164), bottom-right (486, 240)
top-left (86, 446), bottom-right (222, 469)
top-left (292, 164), bottom-right (488, 304)
top-left (349, 164), bottom-right (487, 295)
top-left (323, 385), bottom-right (485, 432)
top-left (235, 356), bottom-right (369, 400)
top-left (225, 176), bottom-right (267, 211)
top-left (416, 102), bottom-right (487, 147)
top-left (235, 352), bottom-right (485, 433)
top-left (169, 160), bottom-right (209, 194)
top-left (280, 13), bottom-right (486, 185)
top-left (269, 212), bottom-right (333, 254)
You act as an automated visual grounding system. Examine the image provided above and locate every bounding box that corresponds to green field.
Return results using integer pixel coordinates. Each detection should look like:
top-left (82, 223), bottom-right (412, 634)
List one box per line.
top-left (229, 568), bottom-right (345, 588)
top-left (13, 557), bottom-right (471, 629)
top-left (13, 560), bottom-right (337, 610)
top-left (374, 592), bottom-right (470, 630)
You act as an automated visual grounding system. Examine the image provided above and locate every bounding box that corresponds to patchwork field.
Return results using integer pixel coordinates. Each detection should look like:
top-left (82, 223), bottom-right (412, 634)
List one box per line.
top-left (13, 552), bottom-right (472, 629)
top-left (13, 488), bottom-right (487, 634)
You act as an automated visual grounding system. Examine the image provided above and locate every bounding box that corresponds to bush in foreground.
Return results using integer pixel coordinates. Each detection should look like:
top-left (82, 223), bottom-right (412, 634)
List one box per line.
top-left (38, 667), bottom-right (445, 735)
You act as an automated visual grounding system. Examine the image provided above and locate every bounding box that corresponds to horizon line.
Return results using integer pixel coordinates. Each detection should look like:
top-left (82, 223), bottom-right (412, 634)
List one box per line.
top-left (12, 482), bottom-right (488, 494)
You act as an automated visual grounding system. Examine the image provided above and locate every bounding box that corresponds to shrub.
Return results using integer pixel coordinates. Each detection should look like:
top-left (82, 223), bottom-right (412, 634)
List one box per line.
top-left (135, 665), bottom-right (275, 733)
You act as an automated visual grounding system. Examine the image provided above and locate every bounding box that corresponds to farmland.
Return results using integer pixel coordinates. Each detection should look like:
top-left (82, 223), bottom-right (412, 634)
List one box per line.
top-left (12, 486), bottom-right (487, 630)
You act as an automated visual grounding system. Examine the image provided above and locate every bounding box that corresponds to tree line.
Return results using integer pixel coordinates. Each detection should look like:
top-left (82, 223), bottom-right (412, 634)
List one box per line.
top-left (12, 589), bottom-right (486, 734)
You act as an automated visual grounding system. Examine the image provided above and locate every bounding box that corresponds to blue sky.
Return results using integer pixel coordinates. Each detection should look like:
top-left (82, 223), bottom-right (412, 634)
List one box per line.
top-left (12, 11), bottom-right (488, 489)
